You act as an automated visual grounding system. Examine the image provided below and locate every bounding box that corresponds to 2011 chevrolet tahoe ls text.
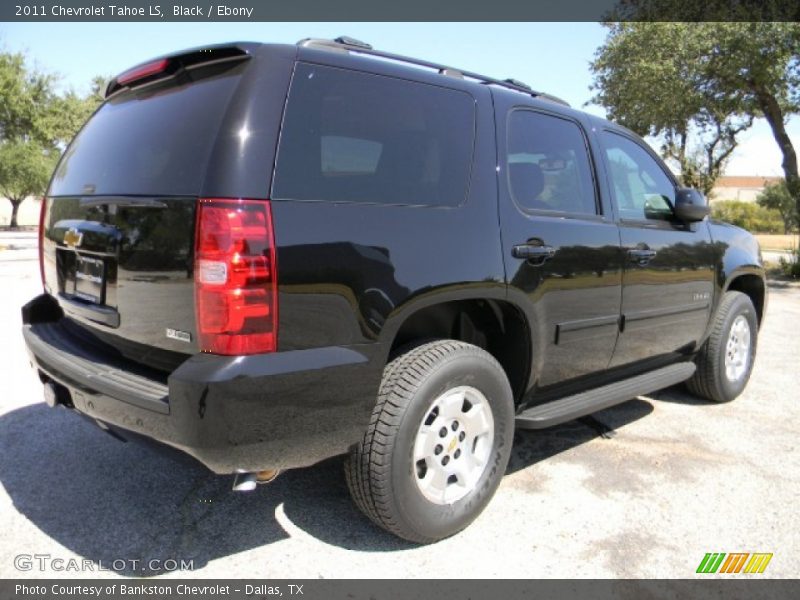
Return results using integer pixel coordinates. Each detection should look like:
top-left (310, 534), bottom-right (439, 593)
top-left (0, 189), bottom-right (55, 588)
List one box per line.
top-left (21, 37), bottom-right (766, 543)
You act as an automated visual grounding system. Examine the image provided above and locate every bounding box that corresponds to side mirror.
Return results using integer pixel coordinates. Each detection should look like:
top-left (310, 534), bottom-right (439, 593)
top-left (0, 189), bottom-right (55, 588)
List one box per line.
top-left (674, 187), bottom-right (710, 223)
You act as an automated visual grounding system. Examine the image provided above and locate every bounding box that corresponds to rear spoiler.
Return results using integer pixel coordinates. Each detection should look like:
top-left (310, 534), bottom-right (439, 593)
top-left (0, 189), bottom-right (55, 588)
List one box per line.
top-left (105, 43), bottom-right (259, 98)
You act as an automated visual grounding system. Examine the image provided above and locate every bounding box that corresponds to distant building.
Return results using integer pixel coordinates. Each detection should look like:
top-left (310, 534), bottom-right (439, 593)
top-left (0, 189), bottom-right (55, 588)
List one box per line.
top-left (710, 176), bottom-right (783, 203)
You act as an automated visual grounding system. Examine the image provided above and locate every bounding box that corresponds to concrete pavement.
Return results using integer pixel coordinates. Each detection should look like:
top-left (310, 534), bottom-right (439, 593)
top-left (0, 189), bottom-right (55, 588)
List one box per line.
top-left (0, 250), bottom-right (798, 579)
top-left (0, 231), bottom-right (38, 262)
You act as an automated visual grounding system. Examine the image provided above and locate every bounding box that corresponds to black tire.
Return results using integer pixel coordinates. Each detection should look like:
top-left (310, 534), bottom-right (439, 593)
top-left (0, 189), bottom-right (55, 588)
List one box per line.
top-left (345, 340), bottom-right (514, 543)
top-left (687, 291), bottom-right (758, 403)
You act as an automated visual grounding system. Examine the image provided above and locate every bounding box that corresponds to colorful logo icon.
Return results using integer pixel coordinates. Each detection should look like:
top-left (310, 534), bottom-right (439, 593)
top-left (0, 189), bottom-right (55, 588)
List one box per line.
top-left (697, 553), bottom-right (773, 574)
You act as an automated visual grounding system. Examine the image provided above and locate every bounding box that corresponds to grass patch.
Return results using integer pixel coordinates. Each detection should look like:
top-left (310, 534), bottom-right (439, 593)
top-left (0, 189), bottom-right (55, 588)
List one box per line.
top-left (755, 234), bottom-right (799, 252)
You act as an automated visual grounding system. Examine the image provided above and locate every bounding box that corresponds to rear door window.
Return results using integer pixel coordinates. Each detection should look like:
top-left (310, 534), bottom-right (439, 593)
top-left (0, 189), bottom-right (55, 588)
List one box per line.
top-left (507, 110), bottom-right (598, 215)
top-left (272, 63), bottom-right (476, 207)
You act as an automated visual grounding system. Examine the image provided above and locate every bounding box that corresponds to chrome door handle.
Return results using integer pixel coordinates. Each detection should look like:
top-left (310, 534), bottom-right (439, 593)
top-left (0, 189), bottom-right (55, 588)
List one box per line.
top-left (512, 243), bottom-right (556, 261)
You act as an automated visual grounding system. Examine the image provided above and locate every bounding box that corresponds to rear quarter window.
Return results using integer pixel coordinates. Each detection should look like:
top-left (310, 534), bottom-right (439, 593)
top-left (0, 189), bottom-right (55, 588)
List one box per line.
top-left (272, 63), bottom-right (476, 207)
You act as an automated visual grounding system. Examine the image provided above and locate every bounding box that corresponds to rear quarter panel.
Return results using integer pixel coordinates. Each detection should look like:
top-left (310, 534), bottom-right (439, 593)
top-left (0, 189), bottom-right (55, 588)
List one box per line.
top-left (271, 79), bottom-right (504, 354)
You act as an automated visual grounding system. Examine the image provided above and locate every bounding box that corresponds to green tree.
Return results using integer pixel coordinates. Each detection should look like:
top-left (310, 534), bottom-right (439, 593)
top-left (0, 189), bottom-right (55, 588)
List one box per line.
top-left (38, 76), bottom-right (106, 147)
top-left (757, 181), bottom-right (798, 233)
top-left (1, 46), bottom-right (104, 228)
top-left (590, 23), bottom-right (754, 195)
top-left (0, 51), bottom-right (57, 144)
top-left (0, 141), bottom-right (58, 228)
top-left (609, 0), bottom-right (798, 22)
top-left (591, 20), bottom-right (800, 229)
top-left (705, 24), bottom-right (800, 219)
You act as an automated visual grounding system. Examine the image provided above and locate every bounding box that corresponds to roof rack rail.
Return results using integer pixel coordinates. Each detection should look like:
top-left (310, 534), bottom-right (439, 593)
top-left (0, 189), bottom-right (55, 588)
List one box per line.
top-left (297, 37), bottom-right (570, 107)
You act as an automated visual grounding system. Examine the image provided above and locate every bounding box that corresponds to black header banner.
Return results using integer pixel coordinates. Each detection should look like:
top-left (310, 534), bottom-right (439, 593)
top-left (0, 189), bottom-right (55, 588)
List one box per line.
top-left (2, 0), bottom-right (798, 22)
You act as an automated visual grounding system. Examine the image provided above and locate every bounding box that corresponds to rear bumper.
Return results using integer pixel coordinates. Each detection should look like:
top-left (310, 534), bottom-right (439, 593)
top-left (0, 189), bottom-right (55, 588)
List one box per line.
top-left (22, 294), bottom-right (383, 474)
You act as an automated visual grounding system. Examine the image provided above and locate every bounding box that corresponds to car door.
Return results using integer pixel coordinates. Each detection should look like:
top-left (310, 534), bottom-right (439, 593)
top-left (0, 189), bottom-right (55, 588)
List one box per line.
top-left (497, 101), bottom-right (623, 391)
top-left (596, 128), bottom-right (716, 368)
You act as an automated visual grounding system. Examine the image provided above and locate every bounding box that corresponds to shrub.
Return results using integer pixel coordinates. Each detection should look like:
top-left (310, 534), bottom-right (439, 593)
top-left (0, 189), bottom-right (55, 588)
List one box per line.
top-left (757, 180), bottom-right (798, 234)
top-left (710, 200), bottom-right (784, 233)
top-left (779, 250), bottom-right (800, 279)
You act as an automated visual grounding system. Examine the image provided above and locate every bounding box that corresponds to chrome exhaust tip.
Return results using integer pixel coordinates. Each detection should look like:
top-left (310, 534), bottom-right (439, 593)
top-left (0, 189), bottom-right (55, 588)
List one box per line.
top-left (232, 472), bottom-right (258, 492)
top-left (256, 469), bottom-right (280, 484)
top-left (232, 469), bottom-right (281, 492)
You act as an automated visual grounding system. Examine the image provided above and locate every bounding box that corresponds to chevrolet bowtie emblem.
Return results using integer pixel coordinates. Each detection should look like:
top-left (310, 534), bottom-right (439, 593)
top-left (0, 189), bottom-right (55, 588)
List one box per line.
top-left (64, 228), bottom-right (83, 249)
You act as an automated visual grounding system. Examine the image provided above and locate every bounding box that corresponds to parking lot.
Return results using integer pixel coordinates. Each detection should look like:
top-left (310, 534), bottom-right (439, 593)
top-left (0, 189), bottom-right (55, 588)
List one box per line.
top-left (1, 234), bottom-right (798, 578)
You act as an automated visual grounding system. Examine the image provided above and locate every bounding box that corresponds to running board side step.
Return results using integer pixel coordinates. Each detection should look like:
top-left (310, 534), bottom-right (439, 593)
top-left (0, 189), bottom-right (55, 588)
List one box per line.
top-left (515, 362), bottom-right (696, 430)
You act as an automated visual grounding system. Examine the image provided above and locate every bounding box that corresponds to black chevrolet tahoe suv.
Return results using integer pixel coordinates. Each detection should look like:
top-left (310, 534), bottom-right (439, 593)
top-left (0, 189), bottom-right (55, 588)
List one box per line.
top-left (22, 38), bottom-right (767, 543)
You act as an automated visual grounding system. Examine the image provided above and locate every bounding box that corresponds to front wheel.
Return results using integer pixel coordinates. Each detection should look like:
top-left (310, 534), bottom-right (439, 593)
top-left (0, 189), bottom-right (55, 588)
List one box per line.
top-left (345, 340), bottom-right (514, 543)
top-left (687, 291), bottom-right (759, 403)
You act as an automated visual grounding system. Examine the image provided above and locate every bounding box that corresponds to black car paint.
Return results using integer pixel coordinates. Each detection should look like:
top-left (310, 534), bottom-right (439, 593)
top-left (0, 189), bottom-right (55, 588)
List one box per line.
top-left (588, 123), bottom-right (718, 369)
top-left (493, 96), bottom-right (624, 389)
top-left (22, 295), bottom-right (381, 473)
top-left (44, 196), bottom-right (197, 367)
top-left (708, 219), bottom-right (768, 319)
top-left (23, 42), bottom-right (766, 474)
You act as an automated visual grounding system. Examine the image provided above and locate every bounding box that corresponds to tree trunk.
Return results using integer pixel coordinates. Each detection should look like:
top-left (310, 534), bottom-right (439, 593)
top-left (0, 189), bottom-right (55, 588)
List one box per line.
top-left (752, 83), bottom-right (800, 225)
top-left (7, 198), bottom-right (22, 229)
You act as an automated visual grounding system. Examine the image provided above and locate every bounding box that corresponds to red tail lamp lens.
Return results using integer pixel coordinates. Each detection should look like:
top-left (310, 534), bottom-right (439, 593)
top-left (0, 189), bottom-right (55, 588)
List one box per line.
top-left (194, 198), bottom-right (278, 355)
top-left (38, 196), bottom-right (48, 287)
top-left (117, 58), bottom-right (170, 86)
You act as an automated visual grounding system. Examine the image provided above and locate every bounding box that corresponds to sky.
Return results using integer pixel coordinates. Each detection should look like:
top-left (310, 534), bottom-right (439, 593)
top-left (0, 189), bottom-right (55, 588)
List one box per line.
top-left (1, 21), bottom-right (797, 177)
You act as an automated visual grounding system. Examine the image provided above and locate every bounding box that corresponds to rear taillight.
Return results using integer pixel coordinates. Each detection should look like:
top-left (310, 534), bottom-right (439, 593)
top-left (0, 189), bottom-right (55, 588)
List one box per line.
top-left (194, 198), bottom-right (278, 355)
top-left (38, 196), bottom-right (47, 287)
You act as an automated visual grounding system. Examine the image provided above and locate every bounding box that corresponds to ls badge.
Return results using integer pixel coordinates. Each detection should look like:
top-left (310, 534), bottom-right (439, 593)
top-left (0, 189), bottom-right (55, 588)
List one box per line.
top-left (166, 328), bottom-right (192, 343)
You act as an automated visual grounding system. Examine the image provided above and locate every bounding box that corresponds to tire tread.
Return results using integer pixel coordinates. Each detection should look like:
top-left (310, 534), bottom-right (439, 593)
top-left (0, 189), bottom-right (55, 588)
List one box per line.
top-left (687, 291), bottom-right (756, 403)
top-left (344, 340), bottom-right (506, 543)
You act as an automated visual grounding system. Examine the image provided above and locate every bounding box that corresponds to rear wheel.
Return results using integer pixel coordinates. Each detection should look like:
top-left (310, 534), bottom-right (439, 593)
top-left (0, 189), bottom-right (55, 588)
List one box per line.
top-left (687, 291), bottom-right (758, 403)
top-left (345, 340), bottom-right (514, 543)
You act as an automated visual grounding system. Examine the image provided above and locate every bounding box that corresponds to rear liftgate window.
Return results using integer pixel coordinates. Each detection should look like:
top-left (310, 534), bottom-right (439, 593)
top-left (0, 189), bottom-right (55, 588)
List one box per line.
top-left (272, 63), bottom-right (476, 207)
top-left (49, 69), bottom-right (242, 197)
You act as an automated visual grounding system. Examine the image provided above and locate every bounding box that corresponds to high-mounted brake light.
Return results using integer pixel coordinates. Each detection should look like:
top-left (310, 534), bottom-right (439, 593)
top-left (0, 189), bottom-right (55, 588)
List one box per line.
top-left (194, 198), bottom-right (278, 355)
top-left (38, 196), bottom-right (47, 287)
top-left (117, 58), bottom-right (170, 86)
top-left (105, 46), bottom-right (252, 98)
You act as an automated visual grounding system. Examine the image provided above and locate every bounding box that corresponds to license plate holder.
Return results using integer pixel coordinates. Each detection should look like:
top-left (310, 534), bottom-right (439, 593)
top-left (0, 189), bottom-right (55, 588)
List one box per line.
top-left (74, 255), bottom-right (105, 305)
